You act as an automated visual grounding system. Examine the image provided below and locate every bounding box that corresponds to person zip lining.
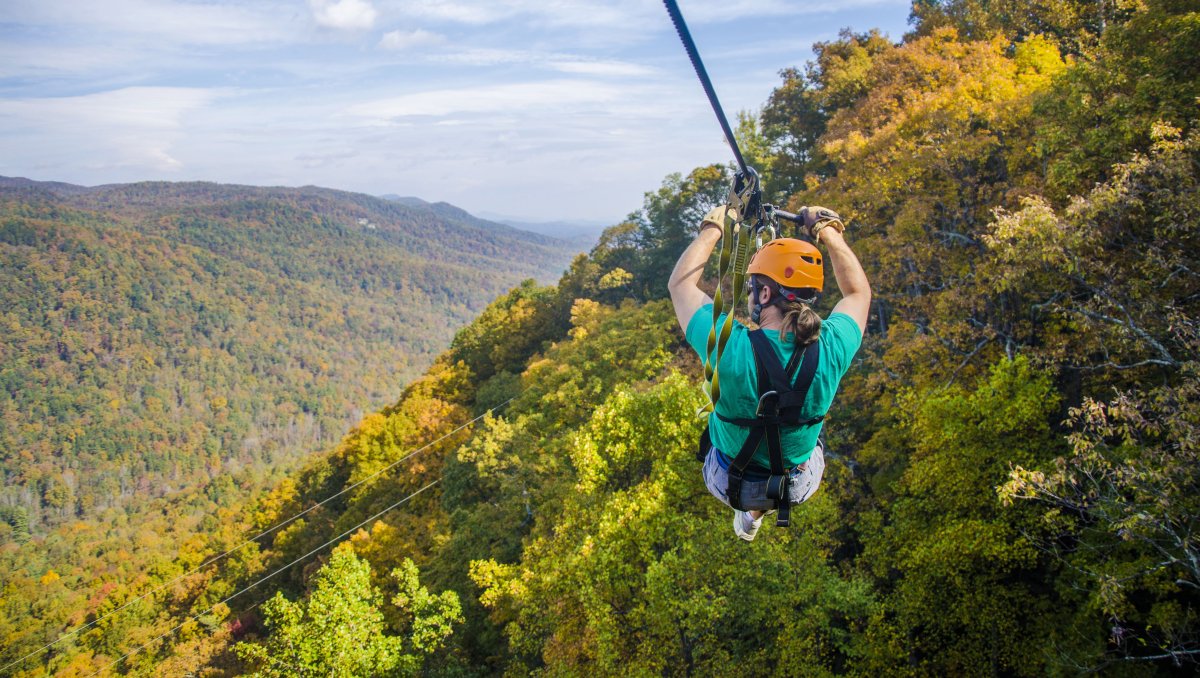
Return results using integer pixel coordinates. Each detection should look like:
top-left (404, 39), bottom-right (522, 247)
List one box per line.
top-left (660, 0), bottom-right (871, 540)
top-left (668, 206), bottom-right (871, 540)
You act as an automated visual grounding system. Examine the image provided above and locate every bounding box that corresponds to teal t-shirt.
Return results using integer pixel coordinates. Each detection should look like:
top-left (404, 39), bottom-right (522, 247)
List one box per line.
top-left (686, 305), bottom-right (862, 469)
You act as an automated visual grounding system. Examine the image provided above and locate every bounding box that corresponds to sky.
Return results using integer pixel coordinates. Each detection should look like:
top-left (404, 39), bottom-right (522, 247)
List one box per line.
top-left (0, 0), bottom-right (913, 224)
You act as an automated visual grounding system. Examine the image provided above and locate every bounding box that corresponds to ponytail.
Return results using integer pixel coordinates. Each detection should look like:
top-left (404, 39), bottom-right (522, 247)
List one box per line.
top-left (780, 300), bottom-right (822, 347)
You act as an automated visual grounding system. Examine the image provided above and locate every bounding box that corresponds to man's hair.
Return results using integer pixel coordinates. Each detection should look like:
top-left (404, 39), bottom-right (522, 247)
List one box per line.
top-left (779, 299), bottom-right (822, 347)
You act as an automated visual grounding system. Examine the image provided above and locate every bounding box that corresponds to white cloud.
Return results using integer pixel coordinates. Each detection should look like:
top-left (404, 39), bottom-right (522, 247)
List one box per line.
top-left (665, 0), bottom-right (908, 23)
top-left (387, 0), bottom-right (655, 30)
top-left (548, 60), bottom-right (656, 78)
top-left (295, 148), bottom-right (361, 168)
top-left (0, 86), bottom-right (218, 130)
top-left (310, 0), bottom-right (378, 30)
top-left (5, 0), bottom-right (296, 46)
top-left (387, 0), bottom-right (510, 26)
top-left (384, 0), bottom-right (905, 29)
top-left (362, 0), bottom-right (911, 57)
top-left (430, 48), bottom-right (653, 78)
top-left (0, 42), bottom-right (139, 78)
top-left (0, 87), bottom-right (222, 172)
top-left (438, 48), bottom-right (537, 67)
top-left (379, 28), bottom-right (445, 50)
top-left (346, 79), bottom-right (628, 120)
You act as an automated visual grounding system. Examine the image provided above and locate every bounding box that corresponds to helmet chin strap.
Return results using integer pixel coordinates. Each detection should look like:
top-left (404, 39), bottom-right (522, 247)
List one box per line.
top-left (750, 278), bottom-right (765, 324)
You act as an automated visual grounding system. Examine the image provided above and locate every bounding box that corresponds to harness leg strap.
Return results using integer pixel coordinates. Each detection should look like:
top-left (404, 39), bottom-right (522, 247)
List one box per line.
top-left (771, 479), bottom-right (791, 527)
top-left (726, 426), bottom-right (765, 510)
top-left (696, 426), bottom-right (713, 463)
top-left (776, 504), bottom-right (791, 527)
top-left (726, 470), bottom-right (744, 510)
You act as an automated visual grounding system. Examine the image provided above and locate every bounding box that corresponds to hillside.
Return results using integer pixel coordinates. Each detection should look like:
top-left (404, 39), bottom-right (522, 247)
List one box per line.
top-left (3, 1), bottom-right (1199, 676)
top-left (0, 179), bottom-right (577, 536)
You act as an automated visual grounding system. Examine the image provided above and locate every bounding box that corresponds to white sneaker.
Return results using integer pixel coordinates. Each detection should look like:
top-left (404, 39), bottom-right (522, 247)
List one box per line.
top-left (733, 510), bottom-right (762, 541)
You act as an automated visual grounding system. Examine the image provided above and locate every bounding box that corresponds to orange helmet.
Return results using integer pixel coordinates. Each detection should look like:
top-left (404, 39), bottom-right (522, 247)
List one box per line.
top-left (747, 238), bottom-right (823, 292)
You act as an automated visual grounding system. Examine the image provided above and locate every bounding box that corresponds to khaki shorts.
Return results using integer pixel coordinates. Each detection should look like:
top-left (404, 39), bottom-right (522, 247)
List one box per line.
top-left (701, 442), bottom-right (825, 511)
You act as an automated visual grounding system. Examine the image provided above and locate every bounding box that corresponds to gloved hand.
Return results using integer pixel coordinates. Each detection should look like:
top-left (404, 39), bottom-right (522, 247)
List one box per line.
top-left (798, 205), bottom-right (845, 242)
top-left (701, 204), bottom-right (739, 231)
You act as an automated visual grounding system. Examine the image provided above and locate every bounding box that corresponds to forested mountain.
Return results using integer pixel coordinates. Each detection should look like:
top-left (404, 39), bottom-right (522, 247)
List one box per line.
top-left (3, 0), bottom-right (1199, 675)
top-left (0, 178), bottom-right (575, 533)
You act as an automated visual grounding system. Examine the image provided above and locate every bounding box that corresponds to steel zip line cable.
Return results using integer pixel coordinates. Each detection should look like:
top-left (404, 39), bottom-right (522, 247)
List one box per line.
top-left (661, 2), bottom-right (811, 231)
top-left (2, 397), bottom-right (516, 675)
top-left (85, 480), bottom-right (442, 678)
top-left (662, 0), bottom-right (748, 175)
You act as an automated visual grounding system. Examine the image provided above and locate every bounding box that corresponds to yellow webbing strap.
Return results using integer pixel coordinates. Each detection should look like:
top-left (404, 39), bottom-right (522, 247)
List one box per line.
top-left (699, 182), bottom-right (766, 417)
top-left (700, 208), bottom-right (736, 413)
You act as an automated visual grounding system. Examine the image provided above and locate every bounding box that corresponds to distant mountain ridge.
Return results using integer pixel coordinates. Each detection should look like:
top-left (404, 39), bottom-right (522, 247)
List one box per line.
top-left (490, 217), bottom-right (607, 246)
top-left (0, 175), bottom-right (97, 196)
top-left (379, 193), bottom-right (608, 245)
top-left (7, 178), bottom-right (565, 248)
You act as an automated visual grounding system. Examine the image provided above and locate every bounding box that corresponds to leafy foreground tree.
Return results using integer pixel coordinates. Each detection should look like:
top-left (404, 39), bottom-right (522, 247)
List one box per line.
top-left (854, 358), bottom-right (1069, 675)
top-left (994, 128), bottom-right (1200, 669)
top-left (235, 545), bottom-right (461, 677)
top-left (1003, 362), bottom-right (1200, 670)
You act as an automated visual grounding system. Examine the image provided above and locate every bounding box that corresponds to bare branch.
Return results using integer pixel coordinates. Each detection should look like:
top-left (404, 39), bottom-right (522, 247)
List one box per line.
top-left (947, 337), bottom-right (992, 387)
top-left (932, 230), bottom-right (981, 247)
top-left (1160, 265), bottom-right (1197, 288)
top-left (1117, 648), bottom-right (1200, 663)
top-left (1071, 359), bottom-right (1177, 372)
top-left (1068, 307), bottom-right (1179, 367)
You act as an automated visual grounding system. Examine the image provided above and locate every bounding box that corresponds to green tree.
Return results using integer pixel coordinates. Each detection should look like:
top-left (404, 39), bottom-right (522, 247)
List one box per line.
top-left (236, 546), bottom-right (460, 677)
top-left (983, 125), bottom-right (1199, 378)
top-left (856, 358), bottom-right (1068, 675)
top-left (1034, 0), bottom-right (1200, 196)
top-left (448, 279), bottom-right (560, 387)
top-left (629, 164), bottom-right (729, 296)
top-left (761, 29), bottom-right (894, 195)
top-left (1002, 359), bottom-right (1200, 669)
top-left (790, 28), bottom-right (1066, 393)
top-left (908, 0), bottom-right (1128, 52)
top-left (990, 127), bottom-right (1200, 667)
top-left (473, 374), bottom-right (877, 675)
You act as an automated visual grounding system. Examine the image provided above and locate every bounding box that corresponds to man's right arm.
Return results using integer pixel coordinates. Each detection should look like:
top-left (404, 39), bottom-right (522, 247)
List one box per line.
top-left (822, 229), bottom-right (871, 336)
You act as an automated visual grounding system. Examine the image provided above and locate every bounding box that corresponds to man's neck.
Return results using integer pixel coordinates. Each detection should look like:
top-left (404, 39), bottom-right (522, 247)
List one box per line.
top-left (756, 307), bottom-right (783, 331)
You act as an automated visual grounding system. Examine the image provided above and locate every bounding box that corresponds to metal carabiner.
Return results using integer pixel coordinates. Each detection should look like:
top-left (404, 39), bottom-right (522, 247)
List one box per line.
top-left (755, 221), bottom-right (776, 249)
top-left (756, 390), bottom-right (780, 417)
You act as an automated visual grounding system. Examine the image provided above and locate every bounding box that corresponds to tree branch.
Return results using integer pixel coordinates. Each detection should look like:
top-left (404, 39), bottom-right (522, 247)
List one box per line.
top-left (932, 230), bottom-right (981, 248)
top-left (1069, 307), bottom-right (1178, 367)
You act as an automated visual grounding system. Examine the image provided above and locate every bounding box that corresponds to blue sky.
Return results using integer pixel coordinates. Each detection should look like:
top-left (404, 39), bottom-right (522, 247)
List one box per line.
top-left (0, 0), bottom-right (912, 224)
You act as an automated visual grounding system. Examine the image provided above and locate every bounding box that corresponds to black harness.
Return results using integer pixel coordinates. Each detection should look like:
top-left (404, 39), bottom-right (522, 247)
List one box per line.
top-left (697, 330), bottom-right (824, 528)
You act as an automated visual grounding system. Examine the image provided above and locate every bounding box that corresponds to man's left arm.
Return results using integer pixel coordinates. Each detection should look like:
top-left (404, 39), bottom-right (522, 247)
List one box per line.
top-left (667, 208), bottom-right (727, 332)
